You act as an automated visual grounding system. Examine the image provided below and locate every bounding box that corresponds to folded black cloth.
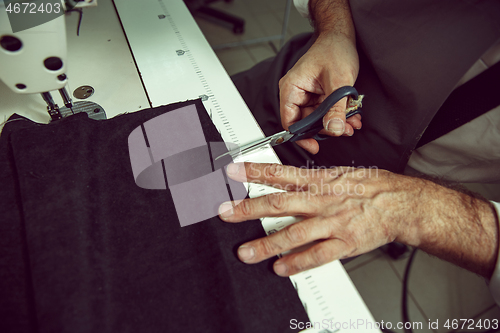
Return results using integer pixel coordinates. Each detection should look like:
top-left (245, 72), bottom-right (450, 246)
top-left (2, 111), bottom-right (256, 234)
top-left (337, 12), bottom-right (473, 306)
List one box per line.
top-left (0, 99), bottom-right (308, 333)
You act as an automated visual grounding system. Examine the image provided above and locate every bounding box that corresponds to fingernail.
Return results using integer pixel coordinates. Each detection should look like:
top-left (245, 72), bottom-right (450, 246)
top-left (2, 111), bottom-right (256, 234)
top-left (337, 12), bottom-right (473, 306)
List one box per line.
top-left (226, 163), bottom-right (240, 176)
top-left (219, 202), bottom-right (234, 219)
top-left (274, 262), bottom-right (288, 276)
top-left (238, 246), bottom-right (255, 262)
top-left (326, 118), bottom-right (344, 135)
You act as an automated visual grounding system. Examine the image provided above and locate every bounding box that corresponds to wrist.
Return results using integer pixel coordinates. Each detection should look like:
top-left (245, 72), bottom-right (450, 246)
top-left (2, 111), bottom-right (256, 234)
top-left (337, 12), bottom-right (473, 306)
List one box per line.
top-left (389, 175), bottom-right (431, 247)
top-left (309, 0), bottom-right (356, 42)
top-left (394, 177), bottom-right (499, 278)
top-left (307, 0), bottom-right (359, 87)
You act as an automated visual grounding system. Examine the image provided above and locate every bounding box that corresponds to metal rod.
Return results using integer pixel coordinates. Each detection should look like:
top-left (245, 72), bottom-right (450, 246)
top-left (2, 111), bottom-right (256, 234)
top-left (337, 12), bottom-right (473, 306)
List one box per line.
top-left (41, 92), bottom-right (56, 110)
top-left (58, 86), bottom-right (74, 114)
top-left (58, 86), bottom-right (73, 109)
top-left (280, 0), bottom-right (292, 49)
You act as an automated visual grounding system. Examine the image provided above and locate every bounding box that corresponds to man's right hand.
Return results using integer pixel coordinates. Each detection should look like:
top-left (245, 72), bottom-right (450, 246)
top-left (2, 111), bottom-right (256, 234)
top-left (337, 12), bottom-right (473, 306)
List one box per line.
top-left (279, 0), bottom-right (360, 154)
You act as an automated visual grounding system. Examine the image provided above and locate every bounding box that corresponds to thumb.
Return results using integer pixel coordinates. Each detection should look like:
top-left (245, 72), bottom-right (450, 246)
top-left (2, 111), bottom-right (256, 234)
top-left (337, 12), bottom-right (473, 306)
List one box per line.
top-left (322, 97), bottom-right (348, 136)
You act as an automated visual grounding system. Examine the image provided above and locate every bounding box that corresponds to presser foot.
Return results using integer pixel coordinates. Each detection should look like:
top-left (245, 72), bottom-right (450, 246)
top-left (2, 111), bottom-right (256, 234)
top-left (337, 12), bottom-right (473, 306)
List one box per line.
top-left (51, 100), bottom-right (107, 122)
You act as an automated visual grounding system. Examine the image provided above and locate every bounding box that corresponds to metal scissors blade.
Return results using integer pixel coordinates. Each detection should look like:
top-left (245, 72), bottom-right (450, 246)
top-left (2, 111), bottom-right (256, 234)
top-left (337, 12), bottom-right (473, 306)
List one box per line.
top-left (215, 130), bottom-right (294, 161)
top-left (215, 86), bottom-right (363, 161)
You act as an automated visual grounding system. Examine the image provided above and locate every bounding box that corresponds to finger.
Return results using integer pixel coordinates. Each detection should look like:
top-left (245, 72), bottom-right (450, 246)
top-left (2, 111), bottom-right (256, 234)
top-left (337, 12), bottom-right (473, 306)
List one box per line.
top-left (343, 123), bottom-right (355, 137)
top-left (282, 106), bottom-right (321, 153)
top-left (322, 97), bottom-right (348, 137)
top-left (295, 138), bottom-right (319, 154)
top-left (299, 105), bottom-right (320, 119)
top-left (346, 113), bottom-right (362, 130)
top-left (225, 162), bottom-right (333, 188)
top-left (279, 84), bottom-right (310, 130)
top-left (272, 238), bottom-right (351, 276)
top-left (235, 217), bottom-right (331, 264)
top-left (304, 107), bottom-right (361, 137)
top-left (279, 73), bottom-right (324, 130)
top-left (219, 191), bottom-right (319, 223)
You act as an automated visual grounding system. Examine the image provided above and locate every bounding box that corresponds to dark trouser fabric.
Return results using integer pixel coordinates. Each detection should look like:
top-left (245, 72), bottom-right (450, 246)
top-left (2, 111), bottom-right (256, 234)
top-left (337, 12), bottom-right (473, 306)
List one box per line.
top-left (232, 1), bottom-right (500, 172)
top-left (0, 99), bottom-right (308, 333)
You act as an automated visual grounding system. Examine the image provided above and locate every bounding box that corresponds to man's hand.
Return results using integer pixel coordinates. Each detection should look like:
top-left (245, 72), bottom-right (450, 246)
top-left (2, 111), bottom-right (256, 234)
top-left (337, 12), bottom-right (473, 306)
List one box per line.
top-left (279, 0), bottom-right (361, 154)
top-left (218, 163), bottom-right (499, 279)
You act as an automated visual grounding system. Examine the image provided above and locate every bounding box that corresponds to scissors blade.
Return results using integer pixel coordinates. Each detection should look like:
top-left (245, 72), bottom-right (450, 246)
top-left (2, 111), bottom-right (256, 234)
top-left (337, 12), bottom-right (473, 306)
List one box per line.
top-left (215, 130), bottom-right (294, 161)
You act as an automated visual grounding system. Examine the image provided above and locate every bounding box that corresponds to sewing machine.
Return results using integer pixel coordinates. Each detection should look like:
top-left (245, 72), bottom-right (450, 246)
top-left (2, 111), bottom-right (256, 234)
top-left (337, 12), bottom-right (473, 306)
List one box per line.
top-left (0, 0), bottom-right (148, 126)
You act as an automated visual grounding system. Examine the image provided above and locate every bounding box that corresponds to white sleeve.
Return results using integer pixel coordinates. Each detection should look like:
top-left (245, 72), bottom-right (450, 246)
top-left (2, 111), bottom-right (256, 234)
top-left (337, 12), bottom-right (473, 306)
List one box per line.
top-left (293, 0), bottom-right (310, 17)
top-left (488, 201), bottom-right (500, 306)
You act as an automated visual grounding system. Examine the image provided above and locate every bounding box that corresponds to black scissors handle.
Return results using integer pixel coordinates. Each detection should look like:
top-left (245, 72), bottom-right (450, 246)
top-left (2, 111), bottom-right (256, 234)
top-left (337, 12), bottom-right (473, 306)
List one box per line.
top-left (288, 86), bottom-right (360, 142)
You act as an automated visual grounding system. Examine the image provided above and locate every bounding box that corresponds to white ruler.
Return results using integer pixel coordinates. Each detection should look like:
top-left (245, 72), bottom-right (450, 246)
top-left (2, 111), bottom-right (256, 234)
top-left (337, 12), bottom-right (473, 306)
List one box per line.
top-left (113, 0), bottom-right (380, 331)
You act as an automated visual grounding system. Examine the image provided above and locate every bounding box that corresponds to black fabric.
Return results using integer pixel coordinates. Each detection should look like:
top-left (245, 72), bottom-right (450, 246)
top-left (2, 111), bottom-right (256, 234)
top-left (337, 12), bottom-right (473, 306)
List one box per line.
top-left (232, 1), bottom-right (500, 172)
top-left (0, 99), bottom-right (308, 333)
top-left (416, 61), bottom-right (500, 148)
top-left (0, 115), bottom-right (39, 333)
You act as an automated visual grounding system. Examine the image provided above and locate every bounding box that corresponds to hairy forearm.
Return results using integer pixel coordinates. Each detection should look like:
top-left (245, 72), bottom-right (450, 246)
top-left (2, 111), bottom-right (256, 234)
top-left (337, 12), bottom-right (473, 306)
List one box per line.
top-left (395, 177), bottom-right (499, 278)
top-left (308, 0), bottom-right (356, 42)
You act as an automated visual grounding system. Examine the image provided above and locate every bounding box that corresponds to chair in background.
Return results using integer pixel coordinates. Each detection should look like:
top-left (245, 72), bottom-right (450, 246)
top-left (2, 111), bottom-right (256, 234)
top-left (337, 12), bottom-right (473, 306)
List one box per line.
top-left (185, 0), bottom-right (293, 51)
top-left (184, 0), bottom-right (245, 34)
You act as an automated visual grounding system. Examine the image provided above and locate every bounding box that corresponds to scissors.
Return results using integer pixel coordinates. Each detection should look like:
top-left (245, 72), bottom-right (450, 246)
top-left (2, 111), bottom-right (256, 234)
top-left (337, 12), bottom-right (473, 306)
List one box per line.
top-left (215, 86), bottom-right (363, 161)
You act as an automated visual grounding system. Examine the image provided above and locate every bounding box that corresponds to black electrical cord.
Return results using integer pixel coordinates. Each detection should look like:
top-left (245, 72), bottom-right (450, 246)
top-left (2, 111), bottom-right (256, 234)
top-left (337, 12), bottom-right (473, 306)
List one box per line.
top-left (66, 8), bottom-right (83, 36)
top-left (402, 248), bottom-right (418, 333)
top-left (381, 248), bottom-right (499, 333)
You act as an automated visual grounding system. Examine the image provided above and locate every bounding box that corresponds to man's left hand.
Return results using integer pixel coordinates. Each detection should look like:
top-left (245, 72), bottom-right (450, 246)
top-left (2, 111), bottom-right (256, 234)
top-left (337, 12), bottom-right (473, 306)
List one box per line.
top-left (218, 162), bottom-right (420, 276)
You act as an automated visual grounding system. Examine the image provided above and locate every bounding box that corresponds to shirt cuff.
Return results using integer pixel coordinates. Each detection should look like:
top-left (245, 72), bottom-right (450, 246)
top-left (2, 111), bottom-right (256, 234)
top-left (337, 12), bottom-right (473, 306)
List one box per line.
top-left (293, 0), bottom-right (310, 17)
top-left (488, 201), bottom-right (500, 306)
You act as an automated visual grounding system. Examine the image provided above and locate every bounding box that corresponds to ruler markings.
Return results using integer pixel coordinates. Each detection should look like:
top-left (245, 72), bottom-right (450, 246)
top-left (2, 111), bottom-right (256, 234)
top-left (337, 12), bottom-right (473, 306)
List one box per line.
top-left (158, 0), bottom-right (238, 147)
